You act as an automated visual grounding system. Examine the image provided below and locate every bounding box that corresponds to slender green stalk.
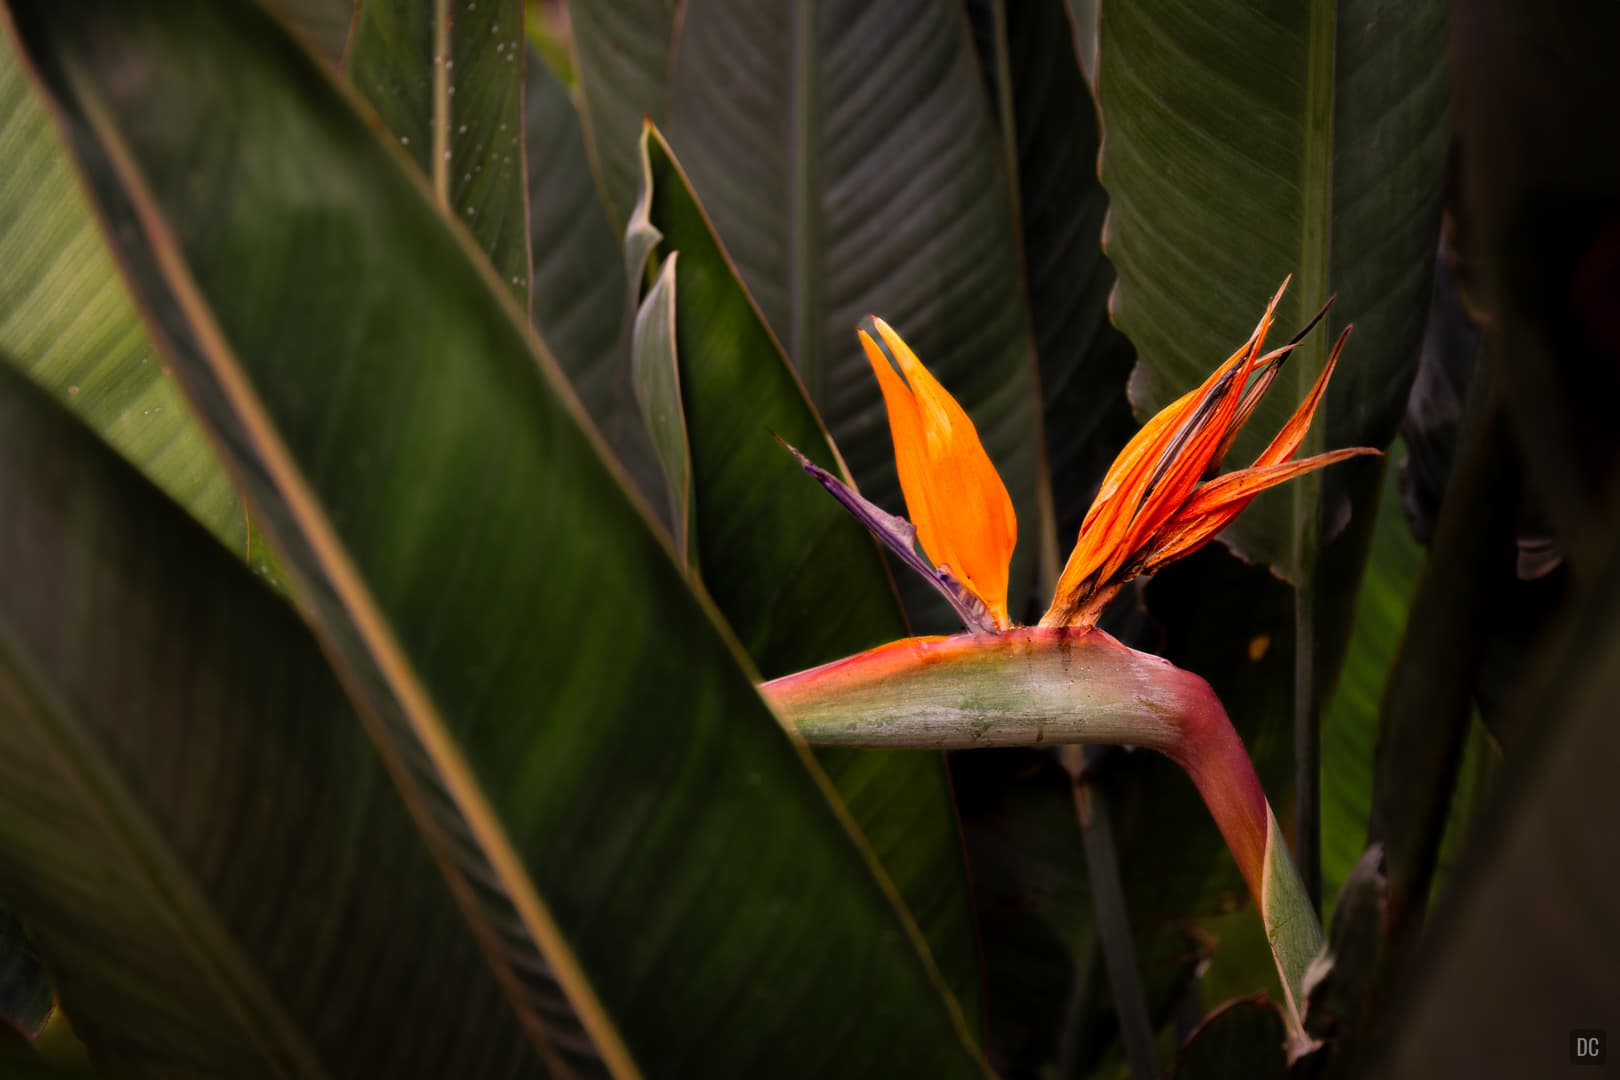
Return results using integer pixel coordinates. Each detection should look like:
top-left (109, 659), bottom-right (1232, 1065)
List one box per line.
top-left (1062, 746), bottom-right (1160, 1080)
top-left (763, 627), bottom-right (1323, 1050)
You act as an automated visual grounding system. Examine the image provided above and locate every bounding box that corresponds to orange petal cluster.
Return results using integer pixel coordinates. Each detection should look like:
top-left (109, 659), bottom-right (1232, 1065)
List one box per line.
top-left (856, 280), bottom-right (1376, 632)
top-left (861, 317), bottom-right (1018, 629)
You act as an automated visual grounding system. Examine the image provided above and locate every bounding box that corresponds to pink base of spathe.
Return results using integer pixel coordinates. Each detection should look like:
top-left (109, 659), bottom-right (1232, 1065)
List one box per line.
top-left (764, 626), bottom-right (1272, 911)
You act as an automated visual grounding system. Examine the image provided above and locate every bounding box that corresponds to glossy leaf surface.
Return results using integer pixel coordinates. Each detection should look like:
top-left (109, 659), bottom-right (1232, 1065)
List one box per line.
top-left (665, 0), bottom-right (1045, 625)
top-left (636, 127), bottom-right (981, 1027)
top-left (5, 2), bottom-right (982, 1073)
top-left (524, 44), bottom-right (660, 508)
top-left (347, 0), bottom-right (529, 304)
top-left (1097, 0), bottom-right (1448, 576)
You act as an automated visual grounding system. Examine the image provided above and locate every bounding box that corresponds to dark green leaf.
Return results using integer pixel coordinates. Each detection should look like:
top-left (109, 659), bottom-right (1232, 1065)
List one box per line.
top-left (664, 0), bottom-right (1045, 628)
top-left (5, 2), bottom-right (983, 1072)
top-left (347, 0), bottom-right (529, 304)
top-left (567, 0), bottom-right (673, 226)
top-left (1367, 400), bottom-right (1515, 959)
top-left (1096, 0), bottom-right (1448, 577)
top-left (523, 44), bottom-right (661, 508)
top-left (1382, 513), bottom-right (1620, 1079)
top-left (266, 0), bottom-right (355, 63)
top-left (983, 0), bottom-right (1135, 557)
top-left (637, 126), bottom-right (982, 1030)
top-left (1318, 454), bottom-right (1423, 909)
top-left (0, 361), bottom-right (535, 1077)
top-left (1173, 996), bottom-right (1287, 1080)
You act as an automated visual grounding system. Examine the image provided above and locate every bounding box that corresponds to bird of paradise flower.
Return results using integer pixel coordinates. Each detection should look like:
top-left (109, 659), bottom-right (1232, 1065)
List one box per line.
top-left (765, 279), bottom-right (1372, 1053)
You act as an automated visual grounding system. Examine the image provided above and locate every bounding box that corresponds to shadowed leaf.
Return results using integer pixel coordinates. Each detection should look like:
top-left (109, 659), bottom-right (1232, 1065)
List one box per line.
top-left (5, 2), bottom-right (984, 1073)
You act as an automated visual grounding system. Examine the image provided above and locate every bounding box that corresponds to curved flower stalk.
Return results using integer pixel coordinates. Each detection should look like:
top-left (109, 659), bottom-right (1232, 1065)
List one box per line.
top-left (767, 280), bottom-right (1373, 1051)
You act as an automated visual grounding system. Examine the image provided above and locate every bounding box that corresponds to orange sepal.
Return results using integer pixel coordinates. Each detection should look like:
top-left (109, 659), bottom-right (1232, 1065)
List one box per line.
top-left (861, 318), bottom-right (1017, 629)
top-left (1141, 447), bottom-right (1379, 573)
top-left (1252, 326), bottom-right (1352, 469)
top-left (1042, 281), bottom-right (1289, 625)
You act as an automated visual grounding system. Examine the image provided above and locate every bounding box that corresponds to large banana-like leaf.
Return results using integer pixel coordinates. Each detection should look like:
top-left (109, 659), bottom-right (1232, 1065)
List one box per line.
top-left (525, 44), bottom-right (663, 512)
top-left (1096, 0), bottom-right (1448, 578)
top-left (663, 0), bottom-right (1045, 626)
top-left (631, 126), bottom-right (981, 1025)
top-left (0, 34), bottom-right (246, 557)
top-left (974, 0), bottom-right (1136, 554)
top-left (347, 0), bottom-right (529, 305)
top-left (567, 0), bottom-right (673, 227)
top-left (0, 361), bottom-right (536, 1077)
top-left (3, 2), bottom-right (982, 1073)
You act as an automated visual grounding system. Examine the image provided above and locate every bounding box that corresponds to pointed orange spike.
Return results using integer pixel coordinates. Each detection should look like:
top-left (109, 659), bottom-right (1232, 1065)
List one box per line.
top-left (1251, 325), bottom-right (1353, 469)
top-left (1040, 282), bottom-right (1291, 627)
top-left (1087, 283), bottom-right (1285, 584)
top-left (862, 319), bottom-right (1017, 628)
top-left (1140, 447), bottom-right (1378, 573)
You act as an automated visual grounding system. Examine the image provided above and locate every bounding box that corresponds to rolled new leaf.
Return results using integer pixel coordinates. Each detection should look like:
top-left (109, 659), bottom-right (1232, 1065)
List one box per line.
top-left (764, 626), bottom-right (1323, 1053)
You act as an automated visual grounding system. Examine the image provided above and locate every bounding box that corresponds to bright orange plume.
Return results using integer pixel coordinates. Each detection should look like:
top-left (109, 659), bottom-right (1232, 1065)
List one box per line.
top-left (839, 281), bottom-right (1376, 632)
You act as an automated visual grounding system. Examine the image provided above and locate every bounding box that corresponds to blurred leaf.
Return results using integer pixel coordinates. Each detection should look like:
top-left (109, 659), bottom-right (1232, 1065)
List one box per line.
top-left (1173, 996), bottom-right (1287, 1080)
top-left (0, 30), bottom-right (248, 558)
top-left (1445, 0), bottom-right (1620, 570)
top-left (1065, 0), bottom-right (1098, 88)
top-left (266, 0), bottom-right (355, 62)
top-left (1381, 4), bottom-right (1620, 1071)
top-left (1097, 0), bottom-right (1448, 577)
top-left (6, 1), bottom-right (984, 1072)
top-left (524, 44), bottom-right (662, 508)
top-left (567, 0), bottom-right (672, 226)
top-left (347, 0), bottom-right (529, 304)
top-left (1398, 235), bottom-right (1479, 546)
top-left (0, 362), bottom-right (536, 1077)
top-left (627, 253), bottom-right (690, 557)
top-left (1367, 399), bottom-right (1515, 960)
top-left (1382, 511), bottom-right (1620, 1079)
top-left (950, 751), bottom-right (1096, 1075)
top-left (0, 907), bottom-right (49, 1043)
top-left (1299, 844), bottom-right (1386, 1076)
top-left (636, 126), bottom-right (982, 1029)
top-left (664, 0), bottom-right (1045, 629)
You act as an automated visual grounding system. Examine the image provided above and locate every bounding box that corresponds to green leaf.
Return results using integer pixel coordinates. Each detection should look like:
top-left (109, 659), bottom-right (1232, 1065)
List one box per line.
top-left (567, 0), bottom-right (673, 227)
top-left (0, 907), bottom-right (49, 1043)
top-left (979, 0), bottom-right (1136, 553)
top-left (347, 0), bottom-right (529, 305)
top-left (663, 0), bottom-right (1045, 626)
top-left (266, 0), bottom-right (355, 62)
top-left (1318, 453), bottom-right (1424, 910)
top-left (0, 362), bottom-right (537, 1076)
top-left (1173, 997), bottom-right (1287, 1080)
top-left (1383, 509), bottom-right (1620, 1079)
top-left (0, 30), bottom-right (248, 558)
top-left (627, 252), bottom-right (691, 556)
top-left (636, 126), bottom-right (982, 1031)
top-left (1096, 0), bottom-right (1448, 577)
top-left (5, 2), bottom-right (983, 1072)
top-left (524, 45), bottom-right (661, 507)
